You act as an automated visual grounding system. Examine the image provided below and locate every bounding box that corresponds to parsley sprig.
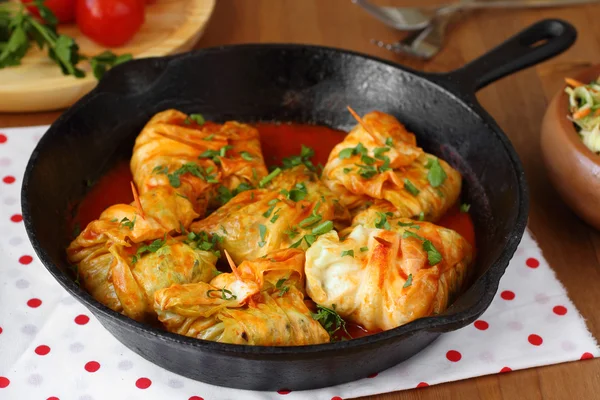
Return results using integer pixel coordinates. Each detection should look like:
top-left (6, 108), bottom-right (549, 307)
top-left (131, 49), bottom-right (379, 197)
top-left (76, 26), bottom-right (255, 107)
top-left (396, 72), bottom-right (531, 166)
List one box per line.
top-left (311, 304), bottom-right (350, 340)
top-left (185, 231), bottom-right (222, 258)
top-left (0, 2), bottom-right (131, 79)
top-left (153, 162), bottom-right (218, 188)
top-left (402, 231), bottom-right (443, 266)
top-left (132, 235), bottom-right (167, 264)
top-left (281, 145), bottom-right (316, 172)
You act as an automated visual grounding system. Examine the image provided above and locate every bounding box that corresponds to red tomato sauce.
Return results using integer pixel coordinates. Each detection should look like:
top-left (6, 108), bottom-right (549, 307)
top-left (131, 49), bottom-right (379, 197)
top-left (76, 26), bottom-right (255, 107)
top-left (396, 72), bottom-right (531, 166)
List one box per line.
top-left (73, 122), bottom-right (476, 340)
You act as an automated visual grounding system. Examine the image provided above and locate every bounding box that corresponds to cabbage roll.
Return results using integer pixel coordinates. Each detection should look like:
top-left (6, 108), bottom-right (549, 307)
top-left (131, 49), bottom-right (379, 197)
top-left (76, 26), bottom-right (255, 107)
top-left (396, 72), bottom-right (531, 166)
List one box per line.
top-left (321, 111), bottom-right (461, 222)
top-left (154, 249), bottom-right (330, 345)
top-left (130, 109), bottom-right (269, 216)
top-left (305, 213), bottom-right (473, 331)
top-left (190, 165), bottom-right (350, 264)
top-left (68, 209), bottom-right (218, 321)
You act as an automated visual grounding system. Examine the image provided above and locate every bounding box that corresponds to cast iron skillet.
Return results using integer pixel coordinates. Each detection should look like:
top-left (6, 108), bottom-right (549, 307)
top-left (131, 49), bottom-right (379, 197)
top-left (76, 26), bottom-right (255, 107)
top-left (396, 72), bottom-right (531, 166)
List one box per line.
top-left (22, 19), bottom-right (575, 391)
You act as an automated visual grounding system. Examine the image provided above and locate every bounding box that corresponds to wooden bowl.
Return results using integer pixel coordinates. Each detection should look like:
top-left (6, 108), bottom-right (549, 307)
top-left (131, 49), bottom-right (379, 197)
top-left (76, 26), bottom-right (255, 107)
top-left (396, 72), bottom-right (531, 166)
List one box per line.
top-left (541, 65), bottom-right (600, 230)
top-left (0, 0), bottom-right (215, 113)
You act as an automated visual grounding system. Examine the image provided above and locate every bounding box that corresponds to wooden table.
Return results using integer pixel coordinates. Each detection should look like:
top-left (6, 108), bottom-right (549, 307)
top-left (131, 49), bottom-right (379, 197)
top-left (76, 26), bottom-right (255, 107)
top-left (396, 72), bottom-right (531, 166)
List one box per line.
top-left (5, 1), bottom-right (600, 398)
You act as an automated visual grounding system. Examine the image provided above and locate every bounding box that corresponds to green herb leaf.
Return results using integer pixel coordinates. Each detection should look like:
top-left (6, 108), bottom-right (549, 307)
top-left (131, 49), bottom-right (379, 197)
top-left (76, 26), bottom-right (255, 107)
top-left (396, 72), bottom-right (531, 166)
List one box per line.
top-left (258, 224), bottom-right (267, 247)
top-left (311, 220), bottom-right (333, 236)
top-left (361, 155), bottom-right (375, 165)
top-left (343, 167), bottom-right (352, 174)
top-left (281, 145), bottom-right (316, 172)
top-left (403, 274), bottom-right (413, 288)
top-left (423, 239), bottom-right (443, 265)
top-left (341, 250), bottom-right (354, 258)
top-left (240, 151), bottom-right (253, 161)
top-left (189, 113), bottom-right (205, 125)
top-left (339, 148), bottom-right (355, 159)
top-left (385, 137), bottom-right (393, 146)
top-left (426, 158), bottom-right (447, 187)
top-left (403, 179), bottom-right (420, 196)
top-left (275, 278), bottom-right (290, 297)
top-left (375, 212), bottom-right (391, 230)
top-left (311, 304), bottom-right (350, 339)
top-left (285, 227), bottom-right (299, 239)
top-left (207, 288), bottom-right (237, 300)
top-left (418, 211), bottom-right (425, 221)
top-left (402, 230), bottom-right (425, 241)
top-left (120, 217), bottom-right (135, 230)
top-left (460, 203), bottom-right (471, 213)
top-left (133, 235), bottom-right (167, 263)
top-left (398, 221), bottom-right (420, 229)
top-left (299, 214), bottom-right (322, 228)
top-left (359, 246), bottom-right (369, 252)
top-left (263, 204), bottom-right (276, 218)
top-left (259, 167), bottom-right (282, 188)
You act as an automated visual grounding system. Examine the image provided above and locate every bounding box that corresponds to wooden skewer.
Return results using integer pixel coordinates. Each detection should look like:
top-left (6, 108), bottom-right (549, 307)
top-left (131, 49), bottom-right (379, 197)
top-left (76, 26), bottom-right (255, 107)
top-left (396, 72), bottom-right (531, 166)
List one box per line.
top-left (223, 249), bottom-right (241, 280)
top-left (347, 105), bottom-right (377, 140)
top-left (130, 181), bottom-right (146, 219)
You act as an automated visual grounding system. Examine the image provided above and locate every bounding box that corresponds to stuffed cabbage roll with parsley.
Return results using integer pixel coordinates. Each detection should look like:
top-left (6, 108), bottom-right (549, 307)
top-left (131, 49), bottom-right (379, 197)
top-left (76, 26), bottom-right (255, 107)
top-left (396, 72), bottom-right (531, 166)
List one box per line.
top-left (68, 225), bottom-right (219, 322)
top-left (189, 165), bottom-right (351, 265)
top-left (154, 248), bottom-right (330, 345)
top-left (321, 110), bottom-right (461, 222)
top-left (305, 211), bottom-right (473, 331)
top-left (130, 109), bottom-right (269, 217)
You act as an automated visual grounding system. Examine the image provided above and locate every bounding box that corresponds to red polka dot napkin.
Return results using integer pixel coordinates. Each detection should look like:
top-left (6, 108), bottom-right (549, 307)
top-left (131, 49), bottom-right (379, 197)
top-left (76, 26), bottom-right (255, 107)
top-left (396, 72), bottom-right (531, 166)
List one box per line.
top-left (1, 126), bottom-right (598, 400)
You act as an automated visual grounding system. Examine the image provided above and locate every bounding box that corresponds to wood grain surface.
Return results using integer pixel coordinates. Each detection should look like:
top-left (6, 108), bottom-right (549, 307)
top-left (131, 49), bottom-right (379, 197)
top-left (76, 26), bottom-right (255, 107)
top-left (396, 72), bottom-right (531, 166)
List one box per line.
top-left (4, 1), bottom-right (600, 398)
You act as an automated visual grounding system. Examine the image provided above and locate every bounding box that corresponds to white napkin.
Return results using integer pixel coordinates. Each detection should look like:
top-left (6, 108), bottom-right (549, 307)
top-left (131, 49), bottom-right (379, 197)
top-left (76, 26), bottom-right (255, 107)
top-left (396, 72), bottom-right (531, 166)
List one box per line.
top-left (0, 126), bottom-right (597, 400)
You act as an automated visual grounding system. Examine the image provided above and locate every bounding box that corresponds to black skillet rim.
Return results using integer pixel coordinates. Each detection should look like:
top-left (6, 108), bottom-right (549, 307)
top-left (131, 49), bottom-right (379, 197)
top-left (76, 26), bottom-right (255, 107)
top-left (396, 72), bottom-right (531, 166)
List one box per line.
top-left (21, 43), bottom-right (529, 356)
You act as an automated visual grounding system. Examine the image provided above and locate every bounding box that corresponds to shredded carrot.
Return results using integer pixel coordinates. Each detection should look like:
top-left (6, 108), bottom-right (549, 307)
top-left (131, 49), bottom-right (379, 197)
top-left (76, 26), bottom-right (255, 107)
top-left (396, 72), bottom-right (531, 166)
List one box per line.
top-left (573, 107), bottom-right (592, 119)
top-left (224, 249), bottom-right (241, 280)
top-left (347, 106), bottom-right (377, 139)
top-left (594, 109), bottom-right (600, 117)
top-left (373, 236), bottom-right (391, 246)
top-left (130, 181), bottom-right (145, 219)
top-left (565, 77), bottom-right (585, 88)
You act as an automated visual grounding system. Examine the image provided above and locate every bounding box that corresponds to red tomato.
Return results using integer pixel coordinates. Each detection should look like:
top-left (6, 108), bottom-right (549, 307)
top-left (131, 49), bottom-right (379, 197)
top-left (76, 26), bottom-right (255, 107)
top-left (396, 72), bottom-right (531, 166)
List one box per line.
top-left (75, 0), bottom-right (145, 48)
top-left (24, 0), bottom-right (77, 24)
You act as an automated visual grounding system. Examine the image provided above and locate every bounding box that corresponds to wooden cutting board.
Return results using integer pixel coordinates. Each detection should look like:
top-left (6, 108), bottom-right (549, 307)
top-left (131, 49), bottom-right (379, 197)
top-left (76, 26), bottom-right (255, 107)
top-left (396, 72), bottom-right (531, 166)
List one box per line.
top-left (0, 0), bottom-right (216, 112)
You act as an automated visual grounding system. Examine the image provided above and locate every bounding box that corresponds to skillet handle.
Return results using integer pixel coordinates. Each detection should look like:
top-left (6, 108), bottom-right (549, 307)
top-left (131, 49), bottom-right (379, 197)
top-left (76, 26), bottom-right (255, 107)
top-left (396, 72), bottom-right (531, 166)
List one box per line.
top-left (446, 19), bottom-right (576, 93)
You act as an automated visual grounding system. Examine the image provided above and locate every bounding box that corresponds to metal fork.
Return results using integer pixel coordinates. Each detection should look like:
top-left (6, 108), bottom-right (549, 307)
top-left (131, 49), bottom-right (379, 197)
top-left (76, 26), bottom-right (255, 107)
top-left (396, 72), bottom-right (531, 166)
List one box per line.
top-left (372, 8), bottom-right (464, 59)
top-left (354, 0), bottom-right (600, 31)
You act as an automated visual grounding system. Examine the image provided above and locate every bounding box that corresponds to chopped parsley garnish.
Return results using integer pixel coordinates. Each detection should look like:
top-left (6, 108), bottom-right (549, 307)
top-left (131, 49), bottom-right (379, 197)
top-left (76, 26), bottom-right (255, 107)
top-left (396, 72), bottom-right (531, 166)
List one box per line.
top-left (341, 250), bottom-right (354, 258)
top-left (203, 134), bottom-right (215, 141)
top-left (263, 203), bottom-right (277, 218)
top-left (132, 235), bottom-right (167, 264)
top-left (339, 142), bottom-right (367, 160)
top-left (189, 113), bottom-right (205, 125)
top-left (425, 158), bottom-right (447, 187)
top-left (343, 167), bottom-right (352, 174)
top-left (207, 288), bottom-right (237, 300)
top-left (120, 217), bottom-right (135, 230)
top-left (258, 224), bottom-right (267, 247)
top-left (460, 203), bottom-right (471, 213)
top-left (152, 165), bottom-right (168, 174)
top-left (311, 304), bottom-right (350, 339)
top-left (259, 168), bottom-right (282, 188)
top-left (185, 231), bottom-right (222, 258)
top-left (385, 137), bottom-right (394, 146)
top-left (198, 145), bottom-right (232, 164)
top-left (281, 145), bottom-right (316, 172)
top-left (156, 162), bottom-right (218, 188)
top-left (311, 220), bottom-right (333, 236)
top-left (373, 147), bottom-right (391, 158)
top-left (285, 227), bottom-right (300, 239)
top-left (360, 246), bottom-right (369, 252)
top-left (299, 214), bottom-right (322, 228)
top-left (418, 211), bottom-right (425, 221)
top-left (401, 231), bottom-right (442, 266)
top-left (361, 155), bottom-right (375, 165)
top-left (270, 210), bottom-right (281, 223)
top-left (404, 179), bottom-right (420, 196)
top-left (275, 278), bottom-right (290, 297)
top-left (355, 163), bottom-right (378, 179)
top-left (280, 182), bottom-right (308, 202)
top-left (403, 274), bottom-right (413, 288)
top-left (398, 221), bottom-right (420, 229)
top-left (176, 193), bottom-right (189, 200)
top-left (240, 151), bottom-right (253, 161)
top-left (215, 183), bottom-right (254, 206)
top-left (375, 212), bottom-right (392, 230)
